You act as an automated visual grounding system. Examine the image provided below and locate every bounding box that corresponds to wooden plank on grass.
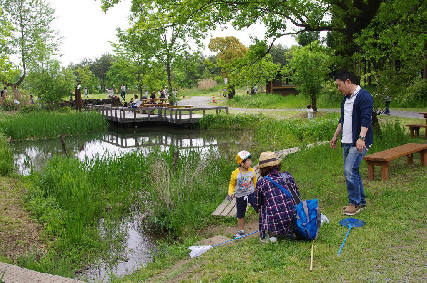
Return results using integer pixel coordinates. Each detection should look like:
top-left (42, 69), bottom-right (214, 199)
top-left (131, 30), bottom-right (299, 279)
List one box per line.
top-left (211, 197), bottom-right (230, 216)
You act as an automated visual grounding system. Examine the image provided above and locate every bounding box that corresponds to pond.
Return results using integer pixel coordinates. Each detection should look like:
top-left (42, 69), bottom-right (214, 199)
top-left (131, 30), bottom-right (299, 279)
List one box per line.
top-left (12, 126), bottom-right (243, 282)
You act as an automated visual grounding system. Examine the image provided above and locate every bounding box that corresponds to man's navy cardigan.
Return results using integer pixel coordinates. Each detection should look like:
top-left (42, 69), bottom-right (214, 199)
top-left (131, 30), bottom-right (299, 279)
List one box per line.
top-left (338, 88), bottom-right (374, 148)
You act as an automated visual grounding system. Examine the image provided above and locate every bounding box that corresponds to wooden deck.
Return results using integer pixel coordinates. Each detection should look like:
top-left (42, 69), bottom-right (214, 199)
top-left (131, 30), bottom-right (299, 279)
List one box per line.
top-left (88, 105), bottom-right (228, 125)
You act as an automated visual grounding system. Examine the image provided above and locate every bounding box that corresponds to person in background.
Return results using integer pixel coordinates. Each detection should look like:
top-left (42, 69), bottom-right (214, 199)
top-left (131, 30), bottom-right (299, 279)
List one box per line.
top-left (84, 87), bottom-right (89, 98)
top-left (121, 84), bottom-right (126, 100)
top-left (228, 150), bottom-right (257, 238)
top-left (29, 95), bottom-right (35, 104)
top-left (384, 95), bottom-right (391, 115)
top-left (307, 104), bottom-right (314, 119)
top-left (150, 91), bottom-right (156, 104)
top-left (330, 70), bottom-right (373, 216)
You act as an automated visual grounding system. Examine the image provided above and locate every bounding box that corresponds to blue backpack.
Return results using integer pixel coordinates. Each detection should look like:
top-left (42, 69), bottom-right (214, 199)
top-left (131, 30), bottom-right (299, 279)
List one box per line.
top-left (265, 174), bottom-right (320, 240)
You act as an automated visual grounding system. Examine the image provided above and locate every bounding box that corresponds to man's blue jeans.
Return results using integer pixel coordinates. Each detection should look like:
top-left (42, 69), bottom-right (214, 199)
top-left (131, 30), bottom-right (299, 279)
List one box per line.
top-left (343, 144), bottom-right (367, 206)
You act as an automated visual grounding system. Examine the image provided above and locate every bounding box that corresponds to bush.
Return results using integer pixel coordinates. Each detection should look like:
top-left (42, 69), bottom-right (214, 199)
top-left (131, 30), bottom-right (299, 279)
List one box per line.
top-left (401, 79), bottom-right (427, 108)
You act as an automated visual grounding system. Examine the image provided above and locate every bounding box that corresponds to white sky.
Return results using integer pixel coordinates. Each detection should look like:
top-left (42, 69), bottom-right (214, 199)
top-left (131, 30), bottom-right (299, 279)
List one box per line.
top-left (50, 0), bottom-right (297, 66)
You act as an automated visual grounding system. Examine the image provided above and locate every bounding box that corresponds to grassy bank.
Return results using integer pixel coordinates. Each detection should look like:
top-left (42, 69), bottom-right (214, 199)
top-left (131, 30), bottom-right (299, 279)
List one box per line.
top-left (200, 113), bottom-right (339, 153)
top-left (0, 111), bottom-right (108, 141)
top-left (116, 122), bottom-right (426, 282)
top-left (20, 148), bottom-right (234, 276)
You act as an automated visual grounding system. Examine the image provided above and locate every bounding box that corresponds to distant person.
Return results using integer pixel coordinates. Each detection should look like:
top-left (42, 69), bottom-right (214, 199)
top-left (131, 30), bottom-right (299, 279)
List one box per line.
top-left (330, 70), bottom-right (373, 216)
top-left (150, 91), bottom-right (156, 103)
top-left (143, 90), bottom-right (148, 99)
top-left (84, 87), bottom-right (89, 98)
top-left (131, 94), bottom-right (142, 109)
top-left (307, 104), bottom-right (314, 119)
top-left (121, 84), bottom-right (126, 100)
top-left (29, 95), bottom-right (35, 104)
top-left (384, 95), bottom-right (391, 115)
top-left (228, 150), bottom-right (257, 238)
top-left (0, 87), bottom-right (6, 99)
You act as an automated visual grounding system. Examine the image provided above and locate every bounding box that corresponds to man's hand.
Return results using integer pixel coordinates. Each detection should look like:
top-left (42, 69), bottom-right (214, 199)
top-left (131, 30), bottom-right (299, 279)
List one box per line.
top-left (356, 139), bottom-right (367, 153)
top-left (330, 136), bottom-right (338, 149)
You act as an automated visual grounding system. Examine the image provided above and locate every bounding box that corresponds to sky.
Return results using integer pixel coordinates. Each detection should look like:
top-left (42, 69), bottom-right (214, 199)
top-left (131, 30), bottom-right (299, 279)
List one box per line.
top-left (50, 0), bottom-right (297, 66)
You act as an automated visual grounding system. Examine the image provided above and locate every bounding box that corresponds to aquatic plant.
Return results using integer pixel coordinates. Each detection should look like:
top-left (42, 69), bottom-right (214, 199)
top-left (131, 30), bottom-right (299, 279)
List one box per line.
top-left (0, 111), bottom-right (108, 140)
top-left (0, 133), bottom-right (13, 175)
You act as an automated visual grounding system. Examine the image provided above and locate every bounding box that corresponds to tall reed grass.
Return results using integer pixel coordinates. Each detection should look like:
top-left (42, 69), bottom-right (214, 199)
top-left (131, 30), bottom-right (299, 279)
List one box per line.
top-left (0, 111), bottom-right (108, 141)
top-left (200, 113), bottom-right (339, 152)
top-left (25, 147), bottom-right (233, 275)
top-left (0, 133), bottom-right (13, 175)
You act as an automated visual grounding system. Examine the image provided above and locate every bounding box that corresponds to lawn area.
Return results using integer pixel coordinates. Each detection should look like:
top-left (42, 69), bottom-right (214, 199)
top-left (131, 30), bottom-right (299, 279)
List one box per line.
top-left (116, 142), bottom-right (426, 282)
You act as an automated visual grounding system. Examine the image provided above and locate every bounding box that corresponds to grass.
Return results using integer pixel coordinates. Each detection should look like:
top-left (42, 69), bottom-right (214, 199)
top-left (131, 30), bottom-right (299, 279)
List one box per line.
top-left (114, 123), bottom-right (426, 282)
top-left (0, 133), bottom-right (13, 175)
top-left (0, 111), bottom-right (108, 141)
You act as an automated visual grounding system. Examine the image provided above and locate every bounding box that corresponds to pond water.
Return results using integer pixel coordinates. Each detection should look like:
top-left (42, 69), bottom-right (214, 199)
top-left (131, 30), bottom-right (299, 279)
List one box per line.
top-left (12, 126), bottom-right (242, 282)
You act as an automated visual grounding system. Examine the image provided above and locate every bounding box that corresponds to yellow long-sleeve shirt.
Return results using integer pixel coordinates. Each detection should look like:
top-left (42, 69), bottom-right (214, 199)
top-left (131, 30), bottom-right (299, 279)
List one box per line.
top-left (228, 167), bottom-right (256, 198)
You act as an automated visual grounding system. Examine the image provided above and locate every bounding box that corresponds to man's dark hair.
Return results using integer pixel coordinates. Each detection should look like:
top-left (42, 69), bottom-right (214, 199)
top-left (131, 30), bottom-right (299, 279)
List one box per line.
top-left (334, 70), bottom-right (360, 85)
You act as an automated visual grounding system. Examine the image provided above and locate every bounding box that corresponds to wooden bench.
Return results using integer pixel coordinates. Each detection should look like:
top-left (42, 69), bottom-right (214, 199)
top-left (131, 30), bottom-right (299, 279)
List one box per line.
top-left (166, 105), bottom-right (193, 108)
top-left (363, 143), bottom-right (427, 181)
top-left (406, 124), bottom-right (427, 138)
top-left (144, 103), bottom-right (169, 107)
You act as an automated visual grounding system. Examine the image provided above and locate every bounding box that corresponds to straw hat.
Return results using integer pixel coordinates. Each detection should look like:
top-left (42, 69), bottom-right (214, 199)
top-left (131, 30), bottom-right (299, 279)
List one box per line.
top-left (256, 151), bottom-right (281, 169)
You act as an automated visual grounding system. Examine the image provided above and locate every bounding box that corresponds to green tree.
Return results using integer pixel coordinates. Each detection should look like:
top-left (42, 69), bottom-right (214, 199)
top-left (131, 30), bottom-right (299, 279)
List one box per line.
top-left (0, 0), bottom-right (59, 99)
top-left (284, 42), bottom-right (331, 111)
top-left (268, 44), bottom-right (290, 66)
top-left (208, 36), bottom-right (248, 98)
top-left (118, 1), bottom-right (207, 92)
top-left (26, 60), bottom-right (76, 107)
top-left (296, 31), bottom-right (320, 47)
top-left (75, 66), bottom-right (98, 94)
top-left (90, 54), bottom-right (115, 92)
top-left (0, 7), bottom-right (18, 85)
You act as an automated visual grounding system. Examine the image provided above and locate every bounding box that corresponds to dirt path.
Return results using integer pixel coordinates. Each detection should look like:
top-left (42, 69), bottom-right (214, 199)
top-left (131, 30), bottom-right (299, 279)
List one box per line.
top-left (0, 177), bottom-right (45, 261)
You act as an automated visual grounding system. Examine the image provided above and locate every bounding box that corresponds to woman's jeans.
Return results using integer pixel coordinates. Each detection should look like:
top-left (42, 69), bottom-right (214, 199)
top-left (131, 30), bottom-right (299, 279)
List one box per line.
top-left (343, 144), bottom-right (367, 206)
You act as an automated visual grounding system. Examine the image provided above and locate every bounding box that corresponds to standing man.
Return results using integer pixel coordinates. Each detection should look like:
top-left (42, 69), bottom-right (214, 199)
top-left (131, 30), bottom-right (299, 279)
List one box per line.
top-left (330, 70), bottom-right (373, 216)
top-left (121, 84), bottom-right (126, 101)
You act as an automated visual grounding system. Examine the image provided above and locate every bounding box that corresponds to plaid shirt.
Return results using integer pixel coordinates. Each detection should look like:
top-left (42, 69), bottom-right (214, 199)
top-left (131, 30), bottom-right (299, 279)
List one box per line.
top-left (254, 169), bottom-right (300, 238)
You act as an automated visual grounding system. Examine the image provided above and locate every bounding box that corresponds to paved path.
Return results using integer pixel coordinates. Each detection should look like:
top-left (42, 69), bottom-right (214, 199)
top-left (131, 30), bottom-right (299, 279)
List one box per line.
top-left (178, 96), bottom-right (425, 119)
top-left (0, 262), bottom-right (84, 283)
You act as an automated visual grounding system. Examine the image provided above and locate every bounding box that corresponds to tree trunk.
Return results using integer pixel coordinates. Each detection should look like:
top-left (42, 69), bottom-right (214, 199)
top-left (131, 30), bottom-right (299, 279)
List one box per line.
top-left (311, 94), bottom-right (317, 112)
top-left (11, 84), bottom-right (22, 100)
top-left (372, 111), bottom-right (382, 137)
top-left (227, 85), bottom-right (235, 99)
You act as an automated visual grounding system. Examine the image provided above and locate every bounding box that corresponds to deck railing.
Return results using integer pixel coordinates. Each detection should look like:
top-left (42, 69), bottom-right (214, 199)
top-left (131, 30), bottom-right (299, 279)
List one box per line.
top-left (87, 104), bottom-right (228, 124)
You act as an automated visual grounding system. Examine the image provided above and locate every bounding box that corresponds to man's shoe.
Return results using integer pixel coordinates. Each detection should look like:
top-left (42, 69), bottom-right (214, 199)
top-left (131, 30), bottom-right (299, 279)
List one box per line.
top-left (343, 204), bottom-right (366, 211)
top-left (234, 230), bottom-right (245, 238)
top-left (343, 204), bottom-right (360, 216)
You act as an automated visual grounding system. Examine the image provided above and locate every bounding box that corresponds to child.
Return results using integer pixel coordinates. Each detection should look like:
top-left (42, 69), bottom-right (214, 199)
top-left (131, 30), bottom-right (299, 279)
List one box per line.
top-left (228, 150), bottom-right (257, 238)
top-left (307, 104), bottom-right (314, 119)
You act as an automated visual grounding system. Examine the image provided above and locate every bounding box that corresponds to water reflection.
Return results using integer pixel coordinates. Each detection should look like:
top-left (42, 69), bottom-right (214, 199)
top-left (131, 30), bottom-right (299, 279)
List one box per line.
top-left (79, 214), bottom-right (159, 282)
top-left (12, 127), bottom-right (242, 176)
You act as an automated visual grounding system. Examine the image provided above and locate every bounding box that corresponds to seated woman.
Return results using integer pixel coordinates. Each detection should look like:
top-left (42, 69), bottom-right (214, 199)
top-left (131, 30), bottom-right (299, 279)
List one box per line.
top-left (254, 151), bottom-right (301, 243)
top-left (149, 91), bottom-right (156, 104)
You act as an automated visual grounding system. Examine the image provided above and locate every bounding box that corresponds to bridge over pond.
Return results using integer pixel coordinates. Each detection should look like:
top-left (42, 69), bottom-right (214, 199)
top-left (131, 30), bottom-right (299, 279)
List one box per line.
top-left (88, 105), bottom-right (228, 126)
